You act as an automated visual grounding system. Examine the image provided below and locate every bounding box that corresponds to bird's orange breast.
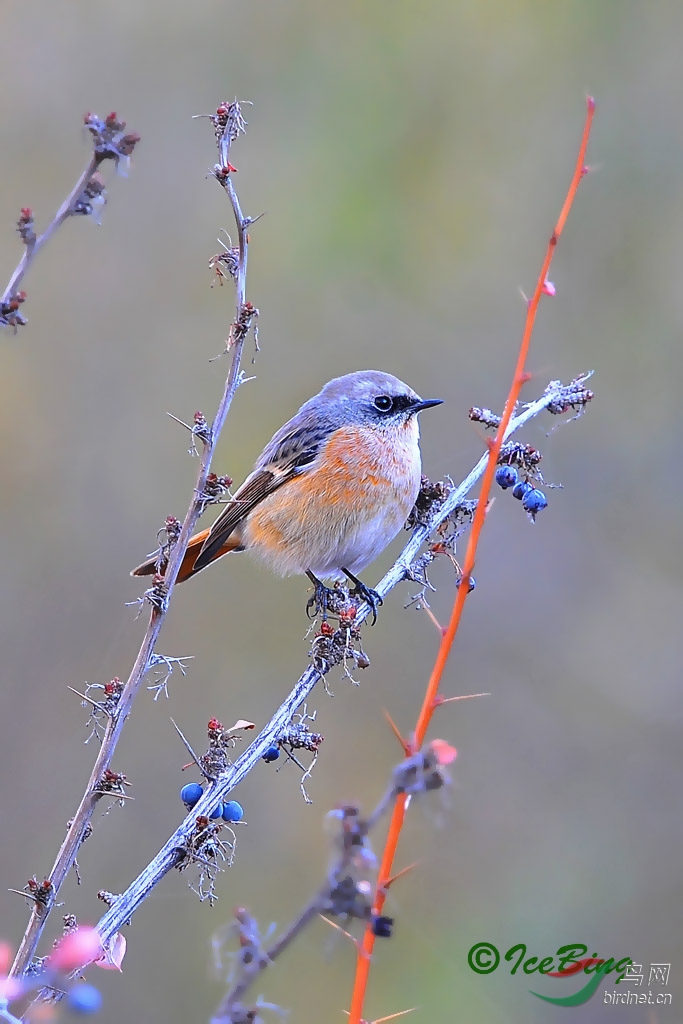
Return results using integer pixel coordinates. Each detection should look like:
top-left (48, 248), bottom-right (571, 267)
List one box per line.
top-left (242, 422), bottom-right (422, 578)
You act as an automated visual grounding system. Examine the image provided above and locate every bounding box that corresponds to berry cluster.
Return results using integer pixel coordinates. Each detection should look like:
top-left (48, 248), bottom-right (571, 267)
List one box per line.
top-left (180, 783), bottom-right (244, 823)
top-left (495, 464), bottom-right (548, 519)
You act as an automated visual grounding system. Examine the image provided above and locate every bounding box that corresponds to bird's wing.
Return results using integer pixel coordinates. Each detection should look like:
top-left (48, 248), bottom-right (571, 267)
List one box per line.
top-left (192, 417), bottom-right (331, 571)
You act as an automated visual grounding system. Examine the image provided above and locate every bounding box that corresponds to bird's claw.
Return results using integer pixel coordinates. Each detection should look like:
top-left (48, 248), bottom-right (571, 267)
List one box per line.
top-left (306, 580), bottom-right (336, 621)
top-left (342, 569), bottom-right (383, 625)
top-left (306, 570), bottom-right (382, 625)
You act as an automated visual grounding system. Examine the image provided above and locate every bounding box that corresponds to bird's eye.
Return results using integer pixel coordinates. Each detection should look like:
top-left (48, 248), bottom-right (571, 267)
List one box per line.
top-left (373, 395), bottom-right (394, 413)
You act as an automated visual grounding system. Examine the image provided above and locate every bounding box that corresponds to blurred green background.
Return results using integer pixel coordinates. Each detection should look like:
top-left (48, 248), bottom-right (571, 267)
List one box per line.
top-left (1, 2), bottom-right (681, 1021)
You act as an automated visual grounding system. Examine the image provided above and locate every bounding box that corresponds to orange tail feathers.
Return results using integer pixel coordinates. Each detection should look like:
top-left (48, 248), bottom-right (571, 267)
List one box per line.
top-left (130, 528), bottom-right (242, 583)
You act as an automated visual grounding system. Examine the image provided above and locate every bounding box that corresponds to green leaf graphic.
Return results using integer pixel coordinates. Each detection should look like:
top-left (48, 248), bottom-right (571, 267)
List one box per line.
top-left (529, 964), bottom-right (609, 1007)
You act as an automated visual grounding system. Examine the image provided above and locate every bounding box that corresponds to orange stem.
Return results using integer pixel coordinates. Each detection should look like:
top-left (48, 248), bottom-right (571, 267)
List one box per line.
top-left (347, 97), bottom-right (595, 1024)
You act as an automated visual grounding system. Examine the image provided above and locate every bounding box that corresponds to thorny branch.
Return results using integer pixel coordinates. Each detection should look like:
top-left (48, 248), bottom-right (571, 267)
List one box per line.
top-left (210, 742), bottom-right (454, 1023)
top-left (9, 100), bottom-right (255, 981)
top-left (348, 96), bottom-right (597, 1024)
top-left (94, 373), bottom-right (592, 952)
top-left (1, 112), bottom-right (140, 328)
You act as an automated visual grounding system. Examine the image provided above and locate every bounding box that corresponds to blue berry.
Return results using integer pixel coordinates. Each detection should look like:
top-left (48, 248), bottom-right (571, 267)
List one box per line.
top-left (263, 744), bottom-right (280, 763)
top-left (512, 480), bottom-right (533, 501)
top-left (180, 782), bottom-right (203, 808)
top-left (495, 465), bottom-right (518, 490)
top-left (67, 984), bottom-right (102, 1015)
top-left (522, 488), bottom-right (548, 514)
top-left (457, 575), bottom-right (476, 592)
top-left (222, 800), bottom-right (244, 823)
top-left (209, 803), bottom-right (223, 820)
top-left (371, 914), bottom-right (394, 938)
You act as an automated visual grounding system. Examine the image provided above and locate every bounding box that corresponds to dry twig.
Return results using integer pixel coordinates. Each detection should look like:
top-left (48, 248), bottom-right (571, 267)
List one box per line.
top-left (1, 112), bottom-right (140, 329)
top-left (9, 100), bottom-right (254, 981)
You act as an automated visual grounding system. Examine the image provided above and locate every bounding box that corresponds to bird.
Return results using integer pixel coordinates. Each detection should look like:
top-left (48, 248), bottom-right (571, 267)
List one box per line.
top-left (131, 370), bottom-right (442, 619)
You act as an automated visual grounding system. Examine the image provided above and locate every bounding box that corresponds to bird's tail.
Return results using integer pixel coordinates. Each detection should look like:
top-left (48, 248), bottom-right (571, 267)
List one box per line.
top-left (130, 528), bottom-right (242, 583)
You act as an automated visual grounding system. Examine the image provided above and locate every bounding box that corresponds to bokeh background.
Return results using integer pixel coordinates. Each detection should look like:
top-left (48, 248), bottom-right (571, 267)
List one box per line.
top-left (1, 2), bottom-right (681, 1022)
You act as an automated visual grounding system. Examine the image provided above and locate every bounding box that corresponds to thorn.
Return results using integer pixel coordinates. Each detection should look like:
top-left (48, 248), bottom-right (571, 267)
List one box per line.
top-left (99, 791), bottom-right (135, 802)
top-left (243, 210), bottom-right (266, 228)
top-left (417, 600), bottom-right (444, 636)
top-left (542, 277), bottom-right (556, 297)
top-left (67, 686), bottom-right (110, 713)
top-left (318, 914), bottom-right (365, 954)
top-left (436, 692), bottom-right (491, 705)
top-left (170, 717), bottom-right (207, 777)
top-left (586, 95), bottom-right (596, 112)
top-left (382, 709), bottom-right (410, 755)
top-left (374, 1011), bottom-right (418, 1024)
top-left (343, 1008), bottom-right (417, 1024)
top-left (166, 412), bottom-right (194, 432)
top-left (7, 888), bottom-right (37, 902)
top-left (383, 862), bottom-right (418, 890)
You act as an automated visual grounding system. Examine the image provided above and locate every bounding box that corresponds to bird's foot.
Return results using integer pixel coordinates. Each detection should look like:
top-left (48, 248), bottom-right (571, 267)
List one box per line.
top-left (306, 572), bottom-right (344, 620)
top-left (341, 568), bottom-right (383, 625)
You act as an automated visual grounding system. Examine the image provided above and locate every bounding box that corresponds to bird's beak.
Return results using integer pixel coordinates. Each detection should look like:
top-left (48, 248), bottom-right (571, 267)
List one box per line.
top-left (412, 398), bottom-right (443, 412)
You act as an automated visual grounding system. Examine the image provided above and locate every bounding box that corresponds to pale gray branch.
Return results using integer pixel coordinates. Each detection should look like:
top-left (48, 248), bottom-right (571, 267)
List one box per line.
top-left (1, 155), bottom-right (98, 308)
top-left (10, 102), bottom-right (251, 981)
